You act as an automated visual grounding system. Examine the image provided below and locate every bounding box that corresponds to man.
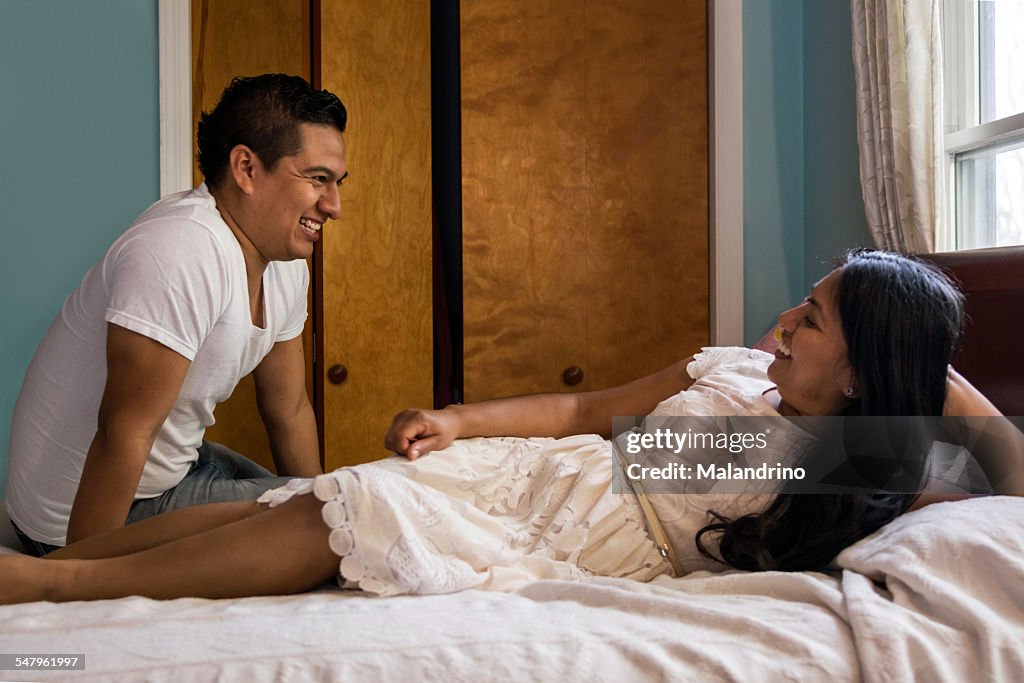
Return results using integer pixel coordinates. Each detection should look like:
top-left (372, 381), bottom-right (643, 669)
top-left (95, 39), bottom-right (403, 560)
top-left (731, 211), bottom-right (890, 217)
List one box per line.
top-left (6, 74), bottom-right (347, 553)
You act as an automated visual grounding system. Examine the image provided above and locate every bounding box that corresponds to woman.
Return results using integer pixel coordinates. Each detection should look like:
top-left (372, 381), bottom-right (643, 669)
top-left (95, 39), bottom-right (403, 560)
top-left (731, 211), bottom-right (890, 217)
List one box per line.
top-left (0, 250), bottom-right (1013, 604)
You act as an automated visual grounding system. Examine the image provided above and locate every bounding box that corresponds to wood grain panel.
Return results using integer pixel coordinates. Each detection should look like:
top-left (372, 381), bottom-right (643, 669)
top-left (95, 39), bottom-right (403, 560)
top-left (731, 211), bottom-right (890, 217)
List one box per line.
top-left (320, 0), bottom-right (433, 468)
top-left (461, 0), bottom-right (590, 401)
top-left (191, 0), bottom-right (311, 472)
top-left (461, 0), bottom-right (709, 403)
top-left (191, 0), bottom-right (310, 186)
top-left (583, 0), bottom-right (709, 388)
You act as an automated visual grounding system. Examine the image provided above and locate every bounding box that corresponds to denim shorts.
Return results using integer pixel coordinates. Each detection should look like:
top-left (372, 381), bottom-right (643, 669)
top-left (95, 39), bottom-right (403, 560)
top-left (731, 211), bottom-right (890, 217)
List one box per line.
top-left (14, 441), bottom-right (296, 556)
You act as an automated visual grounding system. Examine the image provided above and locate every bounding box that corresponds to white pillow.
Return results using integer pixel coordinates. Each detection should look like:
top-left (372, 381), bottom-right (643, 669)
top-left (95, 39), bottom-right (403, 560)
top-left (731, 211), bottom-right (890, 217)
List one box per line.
top-left (837, 495), bottom-right (1024, 588)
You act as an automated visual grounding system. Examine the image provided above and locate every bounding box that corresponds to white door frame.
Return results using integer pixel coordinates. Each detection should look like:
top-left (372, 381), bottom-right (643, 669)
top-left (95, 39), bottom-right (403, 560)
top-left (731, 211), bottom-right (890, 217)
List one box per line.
top-left (709, 0), bottom-right (744, 346)
top-left (158, 0), bottom-right (192, 197)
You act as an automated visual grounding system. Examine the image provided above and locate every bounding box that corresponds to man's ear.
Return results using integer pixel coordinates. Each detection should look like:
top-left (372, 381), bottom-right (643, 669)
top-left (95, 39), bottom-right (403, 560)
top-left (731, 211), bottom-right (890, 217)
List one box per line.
top-left (228, 145), bottom-right (258, 195)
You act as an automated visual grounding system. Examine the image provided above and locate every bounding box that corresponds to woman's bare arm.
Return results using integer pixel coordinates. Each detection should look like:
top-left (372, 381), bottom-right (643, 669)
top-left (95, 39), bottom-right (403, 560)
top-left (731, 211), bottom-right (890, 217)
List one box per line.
top-left (385, 357), bottom-right (695, 459)
top-left (942, 367), bottom-right (1024, 496)
top-left (912, 368), bottom-right (1024, 509)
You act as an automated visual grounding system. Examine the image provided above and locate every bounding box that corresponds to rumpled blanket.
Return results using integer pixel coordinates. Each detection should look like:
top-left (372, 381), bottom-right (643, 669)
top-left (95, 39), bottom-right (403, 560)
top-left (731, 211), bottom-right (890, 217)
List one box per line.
top-left (0, 497), bottom-right (1020, 682)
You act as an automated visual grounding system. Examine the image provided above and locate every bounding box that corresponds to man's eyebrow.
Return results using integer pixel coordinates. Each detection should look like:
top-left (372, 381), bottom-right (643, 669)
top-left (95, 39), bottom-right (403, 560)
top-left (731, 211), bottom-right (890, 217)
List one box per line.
top-left (303, 166), bottom-right (347, 181)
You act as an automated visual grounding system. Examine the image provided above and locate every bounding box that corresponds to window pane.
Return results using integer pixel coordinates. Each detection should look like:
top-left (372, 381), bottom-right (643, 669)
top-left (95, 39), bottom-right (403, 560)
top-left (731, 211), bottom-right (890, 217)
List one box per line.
top-left (956, 137), bottom-right (1024, 248)
top-left (979, 0), bottom-right (1024, 123)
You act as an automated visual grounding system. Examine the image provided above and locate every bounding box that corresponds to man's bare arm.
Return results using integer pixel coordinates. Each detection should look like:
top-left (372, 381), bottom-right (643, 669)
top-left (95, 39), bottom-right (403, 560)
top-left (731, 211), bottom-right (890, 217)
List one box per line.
top-left (253, 335), bottom-right (322, 477)
top-left (66, 324), bottom-right (191, 543)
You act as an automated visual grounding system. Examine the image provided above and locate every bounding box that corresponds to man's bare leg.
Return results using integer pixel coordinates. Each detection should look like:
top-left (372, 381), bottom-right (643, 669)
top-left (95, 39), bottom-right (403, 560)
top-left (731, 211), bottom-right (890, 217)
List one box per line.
top-left (1, 493), bottom-right (337, 604)
top-left (48, 501), bottom-right (270, 560)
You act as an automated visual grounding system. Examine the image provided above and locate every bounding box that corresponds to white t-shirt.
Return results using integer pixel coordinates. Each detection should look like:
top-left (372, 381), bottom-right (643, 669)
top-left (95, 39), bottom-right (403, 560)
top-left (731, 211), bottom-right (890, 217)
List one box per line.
top-left (6, 184), bottom-right (309, 545)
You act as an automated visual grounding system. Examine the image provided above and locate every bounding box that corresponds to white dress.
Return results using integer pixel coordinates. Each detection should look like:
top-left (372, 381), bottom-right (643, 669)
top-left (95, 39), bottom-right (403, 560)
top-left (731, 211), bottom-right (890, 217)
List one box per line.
top-left (259, 347), bottom-right (780, 595)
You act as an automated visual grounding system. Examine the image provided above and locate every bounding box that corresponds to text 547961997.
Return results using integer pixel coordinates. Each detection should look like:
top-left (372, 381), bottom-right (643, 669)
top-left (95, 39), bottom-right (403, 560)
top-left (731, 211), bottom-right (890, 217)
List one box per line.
top-left (0, 654), bottom-right (85, 670)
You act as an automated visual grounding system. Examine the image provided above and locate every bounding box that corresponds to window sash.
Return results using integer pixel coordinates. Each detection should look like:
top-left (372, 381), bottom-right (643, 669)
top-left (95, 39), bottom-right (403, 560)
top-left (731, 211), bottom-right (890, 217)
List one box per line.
top-left (941, 0), bottom-right (1024, 251)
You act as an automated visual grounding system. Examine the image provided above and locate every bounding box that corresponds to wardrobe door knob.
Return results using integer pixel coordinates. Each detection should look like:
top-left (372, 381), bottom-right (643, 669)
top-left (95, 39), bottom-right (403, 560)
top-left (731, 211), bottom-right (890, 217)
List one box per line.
top-left (562, 365), bottom-right (584, 387)
top-left (327, 364), bottom-right (349, 385)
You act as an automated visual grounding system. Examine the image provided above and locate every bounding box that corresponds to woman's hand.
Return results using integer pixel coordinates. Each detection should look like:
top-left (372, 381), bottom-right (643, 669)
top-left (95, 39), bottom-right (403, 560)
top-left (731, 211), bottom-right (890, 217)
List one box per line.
top-left (385, 408), bottom-right (463, 460)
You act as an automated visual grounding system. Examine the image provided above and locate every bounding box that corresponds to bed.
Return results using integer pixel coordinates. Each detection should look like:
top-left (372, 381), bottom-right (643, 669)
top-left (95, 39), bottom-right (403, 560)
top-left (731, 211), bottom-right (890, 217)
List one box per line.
top-left (3, 246), bottom-right (1023, 682)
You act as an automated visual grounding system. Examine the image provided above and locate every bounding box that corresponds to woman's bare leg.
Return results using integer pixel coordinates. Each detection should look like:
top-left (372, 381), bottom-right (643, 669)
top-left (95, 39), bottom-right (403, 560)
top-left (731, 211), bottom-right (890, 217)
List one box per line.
top-left (1, 493), bottom-right (337, 604)
top-left (48, 501), bottom-right (269, 560)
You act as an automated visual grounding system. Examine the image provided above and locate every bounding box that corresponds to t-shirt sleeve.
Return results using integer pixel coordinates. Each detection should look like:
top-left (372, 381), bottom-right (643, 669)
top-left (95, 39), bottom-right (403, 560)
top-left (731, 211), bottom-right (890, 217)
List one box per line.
top-left (103, 220), bottom-right (229, 361)
top-left (275, 260), bottom-right (309, 343)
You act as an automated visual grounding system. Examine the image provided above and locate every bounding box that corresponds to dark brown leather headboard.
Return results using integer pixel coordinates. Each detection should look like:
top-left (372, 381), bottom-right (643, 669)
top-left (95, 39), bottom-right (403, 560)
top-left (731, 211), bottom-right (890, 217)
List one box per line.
top-left (922, 246), bottom-right (1024, 416)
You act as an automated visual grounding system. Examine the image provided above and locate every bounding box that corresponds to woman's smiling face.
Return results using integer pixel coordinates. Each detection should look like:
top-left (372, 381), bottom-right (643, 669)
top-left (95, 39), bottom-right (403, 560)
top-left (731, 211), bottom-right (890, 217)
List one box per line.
top-left (768, 268), bottom-right (857, 416)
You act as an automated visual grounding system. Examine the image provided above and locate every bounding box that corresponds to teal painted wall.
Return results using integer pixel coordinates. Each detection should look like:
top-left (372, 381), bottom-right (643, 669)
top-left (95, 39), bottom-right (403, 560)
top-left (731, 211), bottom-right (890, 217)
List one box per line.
top-left (743, 0), bottom-right (806, 344)
top-left (803, 0), bottom-right (873, 284)
top-left (0, 0), bottom-right (160, 498)
top-left (743, 0), bottom-right (871, 344)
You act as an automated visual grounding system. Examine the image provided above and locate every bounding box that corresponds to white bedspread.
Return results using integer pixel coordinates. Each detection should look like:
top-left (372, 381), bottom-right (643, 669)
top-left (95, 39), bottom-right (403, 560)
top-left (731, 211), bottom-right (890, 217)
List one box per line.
top-left (1, 497), bottom-right (1021, 682)
top-left (836, 496), bottom-right (1024, 682)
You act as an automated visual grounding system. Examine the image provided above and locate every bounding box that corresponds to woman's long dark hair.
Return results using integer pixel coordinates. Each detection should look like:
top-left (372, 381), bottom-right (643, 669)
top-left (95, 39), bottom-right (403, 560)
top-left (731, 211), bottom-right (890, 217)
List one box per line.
top-left (696, 250), bottom-right (966, 571)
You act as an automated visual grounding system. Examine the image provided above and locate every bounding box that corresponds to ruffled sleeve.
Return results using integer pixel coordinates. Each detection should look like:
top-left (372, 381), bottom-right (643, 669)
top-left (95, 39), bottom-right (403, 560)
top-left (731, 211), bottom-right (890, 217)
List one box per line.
top-left (687, 346), bottom-right (774, 381)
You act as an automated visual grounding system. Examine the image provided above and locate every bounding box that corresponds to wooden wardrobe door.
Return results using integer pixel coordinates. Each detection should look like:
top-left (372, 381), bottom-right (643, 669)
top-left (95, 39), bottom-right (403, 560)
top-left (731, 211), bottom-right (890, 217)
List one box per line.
top-left (319, 0), bottom-right (433, 468)
top-left (460, 0), bottom-right (709, 402)
top-left (192, 0), bottom-right (313, 472)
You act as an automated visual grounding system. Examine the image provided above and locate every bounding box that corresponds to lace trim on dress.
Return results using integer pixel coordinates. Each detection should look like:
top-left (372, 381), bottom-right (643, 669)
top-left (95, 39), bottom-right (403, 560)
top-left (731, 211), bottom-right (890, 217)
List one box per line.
top-left (259, 470), bottom-right (485, 596)
top-left (258, 435), bottom-right (671, 594)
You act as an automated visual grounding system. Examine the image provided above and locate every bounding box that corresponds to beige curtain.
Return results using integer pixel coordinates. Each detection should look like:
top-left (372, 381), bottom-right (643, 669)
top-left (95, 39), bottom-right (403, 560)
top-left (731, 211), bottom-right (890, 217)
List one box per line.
top-left (851, 0), bottom-right (944, 254)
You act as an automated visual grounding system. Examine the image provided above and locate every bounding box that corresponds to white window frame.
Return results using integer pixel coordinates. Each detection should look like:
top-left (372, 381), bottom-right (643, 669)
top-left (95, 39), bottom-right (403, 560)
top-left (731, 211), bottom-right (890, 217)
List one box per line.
top-left (940, 0), bottom-right (1024, 251)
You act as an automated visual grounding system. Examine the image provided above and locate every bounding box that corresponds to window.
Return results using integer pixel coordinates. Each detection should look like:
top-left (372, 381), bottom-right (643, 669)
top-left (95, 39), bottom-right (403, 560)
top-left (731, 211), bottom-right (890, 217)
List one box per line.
top-left (941, 0), bottom-right (1024, 250)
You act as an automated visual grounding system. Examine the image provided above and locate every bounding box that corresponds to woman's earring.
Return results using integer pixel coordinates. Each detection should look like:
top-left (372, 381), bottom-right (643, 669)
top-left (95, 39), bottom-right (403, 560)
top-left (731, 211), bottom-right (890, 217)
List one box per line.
top-left (845, 386), bottom-right (857, 398)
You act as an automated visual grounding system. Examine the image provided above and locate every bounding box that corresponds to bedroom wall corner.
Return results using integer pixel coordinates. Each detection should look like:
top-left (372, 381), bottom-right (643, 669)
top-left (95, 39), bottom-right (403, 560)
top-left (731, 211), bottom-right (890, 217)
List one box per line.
top-left (0, 0), bottom-right (160, 498)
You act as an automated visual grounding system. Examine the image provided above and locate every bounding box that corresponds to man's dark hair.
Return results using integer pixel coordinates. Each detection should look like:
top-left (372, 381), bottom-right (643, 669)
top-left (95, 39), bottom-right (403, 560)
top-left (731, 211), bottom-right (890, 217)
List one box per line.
top-left (196, 73), bottom-right (347, 188)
